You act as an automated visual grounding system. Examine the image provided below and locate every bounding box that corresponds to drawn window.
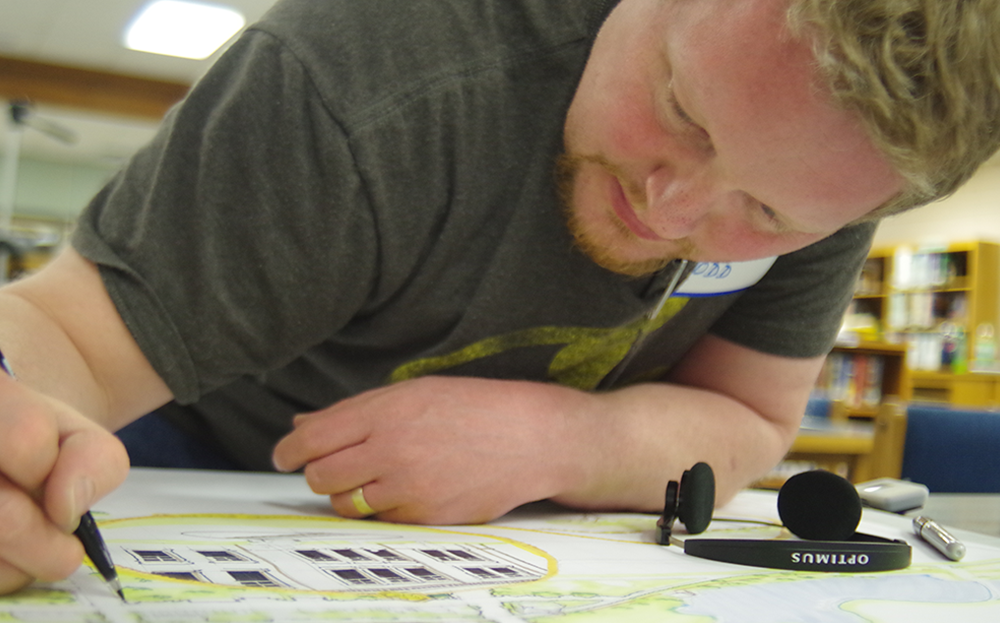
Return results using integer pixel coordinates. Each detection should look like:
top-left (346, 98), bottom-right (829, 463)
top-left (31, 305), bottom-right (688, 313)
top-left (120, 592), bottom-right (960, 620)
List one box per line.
top-left (447, 549), bottom-right (483, 561)
top-left (333, 549), bottom-right (370, 561)
top-left (328, 569), bottom-right (377, 585)
top-left (369, 568), bottom-right (409, 584)
top-left (367, 548), bottom-right (407, 562)
top-left (227, 570), bottom-right (283, 588)
top-left (464, 567), bottom-right (498, 579)
top-left (198, 550), bottom-right (247, 563)
top-left (155, 571), bottom-right (205, 582)
top-left (296, 550), bottom-right (335, 562)
top-left (132, 550), bottom-right (184, 563)
top-left (405, 567), bottom-right (449, 582)
top-left (421, 549), bottom-right (458, 562)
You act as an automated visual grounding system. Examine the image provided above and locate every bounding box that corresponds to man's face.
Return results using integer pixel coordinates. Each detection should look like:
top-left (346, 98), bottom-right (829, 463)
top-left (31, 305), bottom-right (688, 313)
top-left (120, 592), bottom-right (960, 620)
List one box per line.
top-left (561, 0), bottom-right (904, 276)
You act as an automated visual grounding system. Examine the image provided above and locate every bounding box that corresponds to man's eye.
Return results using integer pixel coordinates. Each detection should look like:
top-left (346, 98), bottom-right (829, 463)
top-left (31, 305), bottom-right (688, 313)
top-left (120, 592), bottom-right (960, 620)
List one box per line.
top-left (666, 88), bottom-right (713, 147)
top-left (667, 91), bottom-right (698, 128)
top-left (758, 204), bottom-right (792, 233)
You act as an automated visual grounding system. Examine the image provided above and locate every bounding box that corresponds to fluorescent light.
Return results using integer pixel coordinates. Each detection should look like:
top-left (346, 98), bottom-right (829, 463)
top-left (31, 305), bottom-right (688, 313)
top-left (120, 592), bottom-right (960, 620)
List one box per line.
top-left (124, 0), bottom-right (246, 60)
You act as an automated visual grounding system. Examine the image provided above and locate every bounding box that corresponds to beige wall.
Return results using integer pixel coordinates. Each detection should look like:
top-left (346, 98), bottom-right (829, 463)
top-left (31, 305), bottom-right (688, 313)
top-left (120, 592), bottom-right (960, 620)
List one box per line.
top-left (13, 157), bottom-right (116, 222)
top-left (873, 162), bottom-right (1000, 249)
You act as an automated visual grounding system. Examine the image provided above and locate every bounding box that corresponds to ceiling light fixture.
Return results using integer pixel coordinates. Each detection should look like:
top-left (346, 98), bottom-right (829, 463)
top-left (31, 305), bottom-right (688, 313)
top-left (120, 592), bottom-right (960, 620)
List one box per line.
top-left (124, 0), bottom-right (246, 60)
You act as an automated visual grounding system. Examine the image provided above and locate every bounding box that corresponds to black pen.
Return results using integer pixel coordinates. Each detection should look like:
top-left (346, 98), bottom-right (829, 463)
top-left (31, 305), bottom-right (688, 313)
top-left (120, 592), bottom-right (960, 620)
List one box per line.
top-left (75, 512), bottom-right (125, 599)
top-left (0, 350), bottom-right (125, 600)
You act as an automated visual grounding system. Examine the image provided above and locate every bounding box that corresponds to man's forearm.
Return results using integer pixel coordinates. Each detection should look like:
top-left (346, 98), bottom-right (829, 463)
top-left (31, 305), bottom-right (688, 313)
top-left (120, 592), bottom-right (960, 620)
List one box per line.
top-left (0, 248), bottom-right (172, 430)
top-left (0, 288), bottom-right (111, 423)
top-left (551, 334), bottom-right (821, 513)
top-left (550, 380), bottom-right (801, 513)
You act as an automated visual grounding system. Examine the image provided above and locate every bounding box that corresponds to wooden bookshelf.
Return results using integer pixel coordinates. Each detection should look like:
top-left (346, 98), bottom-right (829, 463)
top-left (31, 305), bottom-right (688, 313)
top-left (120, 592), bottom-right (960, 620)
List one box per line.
top-left (844, 241), bottom-right (999, 407)
top-left (907, 370), bottom-right (1000, 407)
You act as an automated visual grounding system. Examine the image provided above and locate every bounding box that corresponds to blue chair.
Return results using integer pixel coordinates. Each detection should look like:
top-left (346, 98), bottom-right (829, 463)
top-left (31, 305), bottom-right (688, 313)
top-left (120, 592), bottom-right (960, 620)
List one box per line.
top-left (900, 404), bottom-right (1000, 493)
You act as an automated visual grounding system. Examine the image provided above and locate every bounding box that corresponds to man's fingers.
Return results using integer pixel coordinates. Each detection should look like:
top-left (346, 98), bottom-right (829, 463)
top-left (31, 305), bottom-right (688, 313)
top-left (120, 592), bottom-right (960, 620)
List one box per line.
top-left (0, 561), bottom-right (32, 596)
top-left (44, 425), bottom-right (130, 531)
top-left (328, 482), bottom-right (384, 519)
top-left (0, 477), bottom-right (83, 585)
top-left (0, 378), bottom-right (59, 492)
top-left (300, 443), bottom-right (379, 496)
top-left (327, 481), bottom-right (428, 522)
top-left (0, 373), bottom-right (129, 594)
top-left (272, 408), bottom-right (370, 473)
top-left (0, 383), bottom-right (91, 591)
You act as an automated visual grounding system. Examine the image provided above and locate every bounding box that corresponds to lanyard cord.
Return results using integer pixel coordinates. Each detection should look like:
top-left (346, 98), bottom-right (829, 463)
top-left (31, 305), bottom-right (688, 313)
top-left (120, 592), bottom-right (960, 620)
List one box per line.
top-left (596, 259), bottom-right (691, 390)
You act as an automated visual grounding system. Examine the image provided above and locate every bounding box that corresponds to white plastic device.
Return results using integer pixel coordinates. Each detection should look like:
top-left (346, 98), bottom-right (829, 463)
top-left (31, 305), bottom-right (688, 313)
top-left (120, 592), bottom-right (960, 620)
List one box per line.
top-left (855, 478), bottom-right (929, 513)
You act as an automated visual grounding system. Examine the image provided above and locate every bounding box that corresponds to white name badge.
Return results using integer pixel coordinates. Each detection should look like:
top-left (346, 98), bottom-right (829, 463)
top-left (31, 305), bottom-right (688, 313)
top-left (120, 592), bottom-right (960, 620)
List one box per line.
top-left (675, 256), bottom-right (777, 297)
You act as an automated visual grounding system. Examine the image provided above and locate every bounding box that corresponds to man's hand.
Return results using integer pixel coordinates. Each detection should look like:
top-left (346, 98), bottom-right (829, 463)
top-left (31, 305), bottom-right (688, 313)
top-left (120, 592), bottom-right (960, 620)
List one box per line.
top-left (272, 376), bottom-right (600, 525)
top-left (0, 374), bottom-right (130, 594)
top-left (273, 336), bottom-right (819, 526)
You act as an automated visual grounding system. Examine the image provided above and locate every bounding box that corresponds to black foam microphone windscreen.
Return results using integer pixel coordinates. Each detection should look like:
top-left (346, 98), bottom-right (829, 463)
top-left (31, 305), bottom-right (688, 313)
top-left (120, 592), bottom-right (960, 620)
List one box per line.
top-left (678, 462), bottom-right (715, 534)
top-left (777, 470), bottom-right (862, 541)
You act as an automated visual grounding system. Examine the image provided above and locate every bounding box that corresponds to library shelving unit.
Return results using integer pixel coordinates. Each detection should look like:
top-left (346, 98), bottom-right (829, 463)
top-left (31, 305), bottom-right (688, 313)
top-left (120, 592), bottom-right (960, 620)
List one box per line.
top-left (847, 240), bottom-right (1000, 406)
top-left (786, 242), bottom-right (999, 486)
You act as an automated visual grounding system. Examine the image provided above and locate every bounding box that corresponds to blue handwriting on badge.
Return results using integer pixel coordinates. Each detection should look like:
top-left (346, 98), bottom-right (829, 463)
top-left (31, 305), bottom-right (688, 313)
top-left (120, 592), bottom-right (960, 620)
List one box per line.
top-left (675, 256), bottom-right (777, 297)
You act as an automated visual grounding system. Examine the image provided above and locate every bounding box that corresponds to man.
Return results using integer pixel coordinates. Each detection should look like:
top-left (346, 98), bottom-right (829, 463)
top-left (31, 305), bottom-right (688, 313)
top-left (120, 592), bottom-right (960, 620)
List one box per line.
top-left (0, 0), bottom-right (997, 594)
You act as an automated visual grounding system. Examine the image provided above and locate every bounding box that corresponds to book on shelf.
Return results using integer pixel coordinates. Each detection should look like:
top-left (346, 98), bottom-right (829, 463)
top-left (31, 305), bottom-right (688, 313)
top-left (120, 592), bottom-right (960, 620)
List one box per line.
top-left (816, 351), bottom-right (884, 411)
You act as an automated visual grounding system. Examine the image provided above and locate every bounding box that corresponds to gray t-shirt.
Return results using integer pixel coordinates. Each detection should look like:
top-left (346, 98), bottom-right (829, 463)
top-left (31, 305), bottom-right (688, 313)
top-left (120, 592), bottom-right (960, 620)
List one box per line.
top-left (72, 0), bottom-right (875, 469)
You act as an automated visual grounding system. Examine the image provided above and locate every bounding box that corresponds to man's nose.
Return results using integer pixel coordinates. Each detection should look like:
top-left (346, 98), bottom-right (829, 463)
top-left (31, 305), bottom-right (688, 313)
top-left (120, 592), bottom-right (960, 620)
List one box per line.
top-left (643, 165), bottom-right (723, 239)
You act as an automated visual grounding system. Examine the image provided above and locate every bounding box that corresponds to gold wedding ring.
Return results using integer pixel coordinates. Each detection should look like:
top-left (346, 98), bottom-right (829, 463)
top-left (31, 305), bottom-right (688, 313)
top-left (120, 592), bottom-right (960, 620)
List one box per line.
top-left (351, 486), bottom-right (376, 516)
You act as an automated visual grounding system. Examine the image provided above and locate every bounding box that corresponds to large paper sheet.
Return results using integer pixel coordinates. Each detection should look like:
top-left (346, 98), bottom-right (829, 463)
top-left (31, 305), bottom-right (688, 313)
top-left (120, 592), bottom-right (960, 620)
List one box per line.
top-left (3, 468), bottom-right (999, 622)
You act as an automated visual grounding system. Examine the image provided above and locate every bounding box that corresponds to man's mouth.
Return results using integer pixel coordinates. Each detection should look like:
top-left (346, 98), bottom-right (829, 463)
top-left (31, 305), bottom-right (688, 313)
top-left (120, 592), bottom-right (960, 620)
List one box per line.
top-left (609, 176), bottom-right (663, 241)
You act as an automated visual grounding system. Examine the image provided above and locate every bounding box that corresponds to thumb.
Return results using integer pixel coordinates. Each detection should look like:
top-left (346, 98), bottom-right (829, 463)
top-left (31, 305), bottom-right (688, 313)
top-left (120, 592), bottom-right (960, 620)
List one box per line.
top-left (44, 414), bottom-right (130, 531)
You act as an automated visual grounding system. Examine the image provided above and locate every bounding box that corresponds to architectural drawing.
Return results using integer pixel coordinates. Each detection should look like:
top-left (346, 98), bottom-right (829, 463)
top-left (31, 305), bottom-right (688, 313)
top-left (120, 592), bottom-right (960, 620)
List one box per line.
top-left (103, 513), bottom-right (551, 594)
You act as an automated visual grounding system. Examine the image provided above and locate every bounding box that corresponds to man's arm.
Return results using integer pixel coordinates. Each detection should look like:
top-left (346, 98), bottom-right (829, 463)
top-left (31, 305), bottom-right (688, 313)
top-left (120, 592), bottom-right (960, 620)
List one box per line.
top-left (554, 333), bottom-right (824, 510)
top-left (0, 248), bottom-right (173, 426)
top-left (0, 247), bottom-right (172, 593)
top-left (273, 332), bottom-right (823, 523)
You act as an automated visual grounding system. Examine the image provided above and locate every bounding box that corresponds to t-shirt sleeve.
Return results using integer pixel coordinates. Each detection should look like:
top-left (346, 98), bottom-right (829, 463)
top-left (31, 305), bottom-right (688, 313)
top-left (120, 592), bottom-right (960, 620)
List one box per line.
top-left (708, 221), bottom-right (877, 358)
top-left (72, 29), bottom-right (379, 404)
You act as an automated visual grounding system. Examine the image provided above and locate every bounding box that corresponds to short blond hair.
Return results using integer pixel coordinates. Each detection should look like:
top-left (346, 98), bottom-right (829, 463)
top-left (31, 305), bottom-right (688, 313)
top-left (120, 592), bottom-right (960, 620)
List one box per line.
top-left (787, 0), bottom-right (1000, 217)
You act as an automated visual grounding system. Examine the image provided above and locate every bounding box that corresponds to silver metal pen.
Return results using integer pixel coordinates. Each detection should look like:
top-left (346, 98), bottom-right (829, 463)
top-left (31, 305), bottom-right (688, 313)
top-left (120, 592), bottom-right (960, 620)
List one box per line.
top-left (913, 515), bottom-right (967, 561)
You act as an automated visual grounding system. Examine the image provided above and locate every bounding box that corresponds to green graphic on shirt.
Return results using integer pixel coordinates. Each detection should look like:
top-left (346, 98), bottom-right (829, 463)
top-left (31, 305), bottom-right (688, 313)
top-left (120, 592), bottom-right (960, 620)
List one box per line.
top-left (389, 297), bottom-right (689, 390)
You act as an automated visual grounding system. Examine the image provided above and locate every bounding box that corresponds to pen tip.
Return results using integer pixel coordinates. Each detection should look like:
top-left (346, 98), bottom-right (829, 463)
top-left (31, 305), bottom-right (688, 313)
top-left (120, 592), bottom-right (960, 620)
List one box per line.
top-left (109, 578), bottom-right (126, 601)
